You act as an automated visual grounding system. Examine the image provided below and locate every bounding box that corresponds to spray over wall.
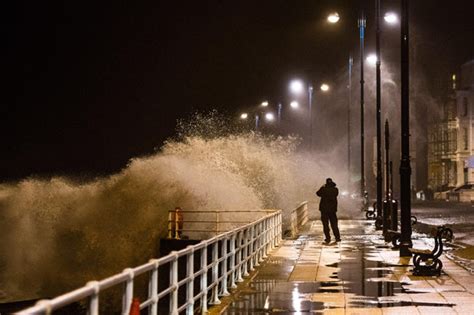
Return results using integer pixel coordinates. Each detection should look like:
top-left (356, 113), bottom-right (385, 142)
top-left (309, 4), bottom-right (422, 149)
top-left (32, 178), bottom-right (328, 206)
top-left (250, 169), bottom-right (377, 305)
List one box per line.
top-left (0, 112), bottom-right (355, 302)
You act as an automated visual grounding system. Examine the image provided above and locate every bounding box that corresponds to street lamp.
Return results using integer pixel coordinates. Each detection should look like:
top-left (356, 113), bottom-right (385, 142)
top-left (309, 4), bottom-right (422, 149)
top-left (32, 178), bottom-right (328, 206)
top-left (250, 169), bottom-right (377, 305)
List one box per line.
top-left (240, 113), bottom-right (248, 120)
top-left (290, 101), bottom-right (299, 109)
top-left (289, 80), bottom-right (330, 150)
top-left (366, 54), bottom-right (378, 66)
top-left (290, 80), bottom-right (304, 94)
top-left (384, 12), bottom-right (398, 24)
top-left (265, 112), bottom-right (275, 121)
top-left (327, 13), bottom-right (340, 24)
top-left (261, 101), bottom-right (269, 107)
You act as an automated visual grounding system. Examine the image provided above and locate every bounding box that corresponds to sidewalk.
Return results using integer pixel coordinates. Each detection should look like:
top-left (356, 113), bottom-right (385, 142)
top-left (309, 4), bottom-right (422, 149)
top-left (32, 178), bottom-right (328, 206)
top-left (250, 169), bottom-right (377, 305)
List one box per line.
top-left (211, 220), bottom-right (474, 314)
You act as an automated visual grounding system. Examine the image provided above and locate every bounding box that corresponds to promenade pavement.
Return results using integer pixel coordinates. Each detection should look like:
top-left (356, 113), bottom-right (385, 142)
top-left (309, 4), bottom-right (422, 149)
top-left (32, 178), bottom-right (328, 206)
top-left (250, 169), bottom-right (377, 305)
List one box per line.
top-left (210, 219), bottom-right (474, 314)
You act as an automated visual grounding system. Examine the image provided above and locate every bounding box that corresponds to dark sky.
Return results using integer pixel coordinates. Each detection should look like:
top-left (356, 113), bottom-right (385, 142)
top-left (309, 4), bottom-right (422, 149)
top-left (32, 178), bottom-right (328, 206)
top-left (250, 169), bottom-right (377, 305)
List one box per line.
top-left (3, 0), bottom-right (474, 180)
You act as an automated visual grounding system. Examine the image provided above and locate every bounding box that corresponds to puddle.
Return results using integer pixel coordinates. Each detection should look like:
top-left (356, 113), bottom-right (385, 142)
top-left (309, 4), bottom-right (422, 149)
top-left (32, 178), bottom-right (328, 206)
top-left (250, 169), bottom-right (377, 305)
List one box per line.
top-left (222, 222), bottom-right (458, 314)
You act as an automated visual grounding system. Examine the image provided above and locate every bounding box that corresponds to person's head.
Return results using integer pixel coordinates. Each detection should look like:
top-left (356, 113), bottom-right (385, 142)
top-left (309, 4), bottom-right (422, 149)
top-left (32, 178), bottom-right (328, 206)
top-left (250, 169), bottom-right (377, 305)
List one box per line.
top-left (326, 178), bottom-right (336, 187)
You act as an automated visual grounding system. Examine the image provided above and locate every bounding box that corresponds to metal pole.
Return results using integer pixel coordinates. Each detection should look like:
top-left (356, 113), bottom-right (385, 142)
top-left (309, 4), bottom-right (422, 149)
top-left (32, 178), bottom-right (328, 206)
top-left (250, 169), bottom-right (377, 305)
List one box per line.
top-left (358, 13), bottom-right (366, 198)
top-left (383, 120), bottom-right (390, 236)
top-left (278, 103), bottom-right (282, 123)
top-left (255, 114), bottom-right (260, 132)
top-left (376, 0), bottom-right (383, 230)
top-left (309, 85), bottom-right (314, 150)
top-left (399, 0), bottom-right (413, 257)
top-left (348, 56), bottom-right (353, 188)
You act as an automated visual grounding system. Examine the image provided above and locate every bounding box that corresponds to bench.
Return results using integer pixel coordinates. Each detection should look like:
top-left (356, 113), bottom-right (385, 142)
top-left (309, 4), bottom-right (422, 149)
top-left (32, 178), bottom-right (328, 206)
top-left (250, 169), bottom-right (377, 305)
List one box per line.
top-left (385, 216), bottom-right (417, 247)
top-left (409, 226), bottom-right (453, 276)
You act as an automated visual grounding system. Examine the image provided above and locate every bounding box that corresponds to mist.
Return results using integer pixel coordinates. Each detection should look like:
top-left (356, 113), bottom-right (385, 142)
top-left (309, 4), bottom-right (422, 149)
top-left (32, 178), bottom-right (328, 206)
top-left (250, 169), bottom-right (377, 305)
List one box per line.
top-left (0, 112), bottom-right (358, 302)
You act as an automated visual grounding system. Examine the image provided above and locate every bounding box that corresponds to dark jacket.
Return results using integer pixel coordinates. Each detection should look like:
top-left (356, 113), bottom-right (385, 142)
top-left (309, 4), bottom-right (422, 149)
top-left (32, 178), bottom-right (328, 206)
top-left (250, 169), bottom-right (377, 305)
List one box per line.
top-left (316, 182), bottom-right (339, 212)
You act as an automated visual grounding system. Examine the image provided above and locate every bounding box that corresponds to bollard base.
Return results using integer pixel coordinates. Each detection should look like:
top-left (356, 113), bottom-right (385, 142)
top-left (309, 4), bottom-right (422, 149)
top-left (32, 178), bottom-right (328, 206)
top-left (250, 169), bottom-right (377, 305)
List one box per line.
top-left (399, 241), bottom-right (413, 257)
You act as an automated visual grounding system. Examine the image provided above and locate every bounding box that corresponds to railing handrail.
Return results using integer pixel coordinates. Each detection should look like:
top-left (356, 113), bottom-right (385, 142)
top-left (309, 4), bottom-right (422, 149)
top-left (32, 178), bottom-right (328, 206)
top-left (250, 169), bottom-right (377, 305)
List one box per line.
top-left (17, 209), bottom-right (284, 315)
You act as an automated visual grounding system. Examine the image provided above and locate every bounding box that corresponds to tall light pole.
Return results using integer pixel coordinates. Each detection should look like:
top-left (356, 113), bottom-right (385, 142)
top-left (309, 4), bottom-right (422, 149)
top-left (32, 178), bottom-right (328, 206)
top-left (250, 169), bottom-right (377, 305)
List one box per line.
top-left (399, 0), bottom-right (412, 257)
top-left (308, 84), bottom-right (314, 150)
top-left (358, 13), bottom-right (366, 199)
top-left (348, 56), bottom-right (353, 188)
top-left (375, 0), bottom-right (384, 231)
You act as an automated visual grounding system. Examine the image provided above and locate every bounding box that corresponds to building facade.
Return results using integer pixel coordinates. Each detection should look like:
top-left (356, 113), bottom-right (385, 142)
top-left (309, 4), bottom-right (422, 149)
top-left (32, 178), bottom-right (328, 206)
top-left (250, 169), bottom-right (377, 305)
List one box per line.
top-left (428, 60), bottom-right (474, 200)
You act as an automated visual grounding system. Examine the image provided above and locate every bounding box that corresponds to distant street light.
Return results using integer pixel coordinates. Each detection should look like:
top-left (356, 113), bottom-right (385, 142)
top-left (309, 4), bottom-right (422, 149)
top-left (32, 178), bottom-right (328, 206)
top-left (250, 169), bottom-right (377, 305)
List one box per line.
top-left (384, 12), bottom-right (398, 24)
top-left (265, 112), bottom-right (275, 121)
top-left (366, 54), bottom-right (378, 66)
top-left (289, 79), bottom-right (330, 149)
top-left (327, 13), bottom-right (340, 24)
top-left (261, 101), bottom-right (269, 107)
top-left (240, 113), bottom-right (248, 119)
top-left (289, 80), bottom-right (304, 94)
top-left (320, 83), bottom-right (330, 92)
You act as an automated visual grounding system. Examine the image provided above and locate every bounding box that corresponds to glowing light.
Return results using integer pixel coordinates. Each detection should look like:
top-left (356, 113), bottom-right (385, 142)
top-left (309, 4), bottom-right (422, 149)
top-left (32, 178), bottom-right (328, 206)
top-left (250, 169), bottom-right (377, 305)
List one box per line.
top-left (384, 12), bottom-right (398, 24)
top-left (261, 101), bottom-right (269, 107)
top-left (366, 54), bottom-right (377, 66)
top-left (341, 190), bottom-right (348, 196)
top-left (327, 13), bottom-right (340, 24)
top-left (265, 113), bottom-right (275, 121)
top-left (240, 113), bottom-right (248, 119)
top-left (290, 101), bottom-right (299, 109)
top-left (320, 83), bottom-right (330, 92)
top-left (290, 80), bottom-right (304, 94)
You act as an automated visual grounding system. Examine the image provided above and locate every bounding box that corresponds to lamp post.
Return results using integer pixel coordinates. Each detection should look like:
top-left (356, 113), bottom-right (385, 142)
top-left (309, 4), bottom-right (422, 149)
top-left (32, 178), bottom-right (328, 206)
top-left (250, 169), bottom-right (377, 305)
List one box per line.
top-left (399, 0), bottom-right (412, 257)
top-left (348, 56), bottom-right (353, 188)
top-left (358, 13), bottom-right (366, 199)
top-left (375, 0), bottom-right (384, 231)
top-left (290, 80), bottom-right (329, 150)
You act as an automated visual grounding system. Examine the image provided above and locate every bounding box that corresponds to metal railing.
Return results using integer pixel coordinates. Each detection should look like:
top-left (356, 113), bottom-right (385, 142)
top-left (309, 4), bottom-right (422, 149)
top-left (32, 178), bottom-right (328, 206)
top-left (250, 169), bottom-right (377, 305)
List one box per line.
top-left (167, 209), bottom-right (278, 240)
top-left (289, 201), bottom-right (309, 237)
top-left (17, 210), bottom-right (282, 315)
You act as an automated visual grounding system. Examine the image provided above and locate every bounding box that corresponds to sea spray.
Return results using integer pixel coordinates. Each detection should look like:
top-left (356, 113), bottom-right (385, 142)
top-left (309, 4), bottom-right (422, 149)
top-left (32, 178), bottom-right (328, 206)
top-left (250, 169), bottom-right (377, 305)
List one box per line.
top-left (0, 113), bottom-right (355, 302)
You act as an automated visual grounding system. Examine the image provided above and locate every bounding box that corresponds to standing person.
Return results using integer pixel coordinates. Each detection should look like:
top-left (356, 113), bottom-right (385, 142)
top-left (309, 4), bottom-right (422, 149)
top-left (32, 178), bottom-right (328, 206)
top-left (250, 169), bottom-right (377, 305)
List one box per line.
top-left (316, 178), bottom-right (341, 244)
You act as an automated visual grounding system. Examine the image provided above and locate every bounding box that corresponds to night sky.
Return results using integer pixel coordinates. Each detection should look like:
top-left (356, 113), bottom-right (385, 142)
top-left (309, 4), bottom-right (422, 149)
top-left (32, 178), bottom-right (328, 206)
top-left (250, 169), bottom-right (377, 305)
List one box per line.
top-left (3, 1), bottom-right (474, 181)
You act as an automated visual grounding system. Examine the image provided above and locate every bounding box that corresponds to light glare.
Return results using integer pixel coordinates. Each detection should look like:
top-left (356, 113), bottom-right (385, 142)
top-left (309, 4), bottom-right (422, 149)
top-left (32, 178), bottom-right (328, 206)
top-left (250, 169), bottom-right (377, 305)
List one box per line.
top-left (327, 13), bottom-right (340, 24)
top-left (290, 80), bottom-right (304, 94)
top-left (366, 54), bottom-right (377, 66)
top-left (261, 101), bottom-right (269, 107)
top-left (290, 101), bottom-right (299, 109)
top-left (384, 12), bottom-right (398, 24)
top-left (265, 113), bottom-right (275, 121)
top-left (240, 113), bottom-right (248, 119)
top-left (320, 83), bottom-right (330, 92)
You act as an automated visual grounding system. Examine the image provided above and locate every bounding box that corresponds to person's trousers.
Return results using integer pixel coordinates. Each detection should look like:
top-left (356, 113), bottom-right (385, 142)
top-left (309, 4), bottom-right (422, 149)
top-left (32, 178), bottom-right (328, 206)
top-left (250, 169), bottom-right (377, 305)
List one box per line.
top-left (320, 211), bottom-right (340, 241)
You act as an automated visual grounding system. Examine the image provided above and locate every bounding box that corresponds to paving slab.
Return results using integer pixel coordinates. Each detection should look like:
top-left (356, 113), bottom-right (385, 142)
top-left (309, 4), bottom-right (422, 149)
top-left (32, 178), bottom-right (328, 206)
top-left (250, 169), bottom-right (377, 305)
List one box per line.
top-left (210, 219), bottom-right (474, 314)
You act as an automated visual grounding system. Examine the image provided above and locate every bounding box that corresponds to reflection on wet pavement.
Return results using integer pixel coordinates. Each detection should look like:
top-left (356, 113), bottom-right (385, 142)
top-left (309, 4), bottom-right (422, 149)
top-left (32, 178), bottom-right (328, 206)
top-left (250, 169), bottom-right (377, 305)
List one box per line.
top-left (220, 220), bottom-right (474, 314)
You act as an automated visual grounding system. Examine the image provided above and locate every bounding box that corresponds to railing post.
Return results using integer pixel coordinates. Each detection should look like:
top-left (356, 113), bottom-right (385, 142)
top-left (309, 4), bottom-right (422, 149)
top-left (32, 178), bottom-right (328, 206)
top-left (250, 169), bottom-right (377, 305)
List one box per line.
top-left (249, 225), bottom-right (255, 270)
top-left (210, 241), bottom-right (221, 305)
top-left (253, 224), bottom-right (261, 267)
top-left (278, 212), bottom-right (283, 242)
top-left (170, 253), bottom-right (179, 315)
top-left (263, 219), bottom-right (269, 258)
top-left (237, 230), bottom-right (245, 281)
top-left (186, 247), bottom-right (194, 315)
top-left (200, 243), bottom-right (208, 313)
top-left (148, 259), bottom-right (159, 315)
top-left (269, 216), bottom-right (275, 250)
top-left (229, 233), bottom-right (237, 288)
top-left (168, 210), bottom-right (173, 239)
top-left (122, 268), bottom-right (134, 315)
top-left (87, 281), bottom-right (99, 315)
top-left (242, 228), bottom-right (250, 276)
top-left (220, 237), bottom-right (230, 296)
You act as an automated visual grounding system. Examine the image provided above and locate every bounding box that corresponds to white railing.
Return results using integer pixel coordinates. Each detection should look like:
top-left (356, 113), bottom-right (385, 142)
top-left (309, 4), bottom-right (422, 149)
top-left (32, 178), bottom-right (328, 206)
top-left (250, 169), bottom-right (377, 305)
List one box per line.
top-left (17, 210), bottom-right (282, 315)
top-left (167, 209), bottom-right (278, 240)
top-left (289, 201), bottom-right (309, 237)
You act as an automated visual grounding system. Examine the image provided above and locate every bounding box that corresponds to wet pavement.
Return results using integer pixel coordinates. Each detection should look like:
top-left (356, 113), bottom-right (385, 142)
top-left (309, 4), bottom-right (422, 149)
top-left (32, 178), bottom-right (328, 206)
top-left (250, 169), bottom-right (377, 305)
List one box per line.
top-left (210, 220), bottom-right (474, 314)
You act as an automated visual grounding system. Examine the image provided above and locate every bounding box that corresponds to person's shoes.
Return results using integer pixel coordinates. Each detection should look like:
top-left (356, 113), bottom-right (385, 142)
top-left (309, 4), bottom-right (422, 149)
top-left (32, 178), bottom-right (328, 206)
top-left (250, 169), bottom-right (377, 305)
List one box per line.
top-left (335, 239), bottom-right (341, 242)
top-left (322, 240), bottom-right (331, 245)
